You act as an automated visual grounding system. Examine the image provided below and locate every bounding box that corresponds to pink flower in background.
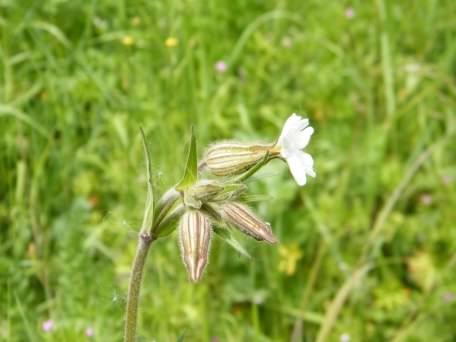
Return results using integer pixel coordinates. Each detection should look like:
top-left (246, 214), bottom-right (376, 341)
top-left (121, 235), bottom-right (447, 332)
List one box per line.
top-left (42, 319), bottom-right (55, 332)
top-left (419, 193), bottom-right (433, 206)
top-left (345, 7), bottom-right (355, 19)
top-left (281, 36), bottom-right (293, 48)
top-left (442, 292), bottom-right (455, 303)
top-left (85, 326), bottom-right (94, 337)
top-left (442, 174), bottom-right (453, 186)
top-left (215, 61), bottom-right (227, 73)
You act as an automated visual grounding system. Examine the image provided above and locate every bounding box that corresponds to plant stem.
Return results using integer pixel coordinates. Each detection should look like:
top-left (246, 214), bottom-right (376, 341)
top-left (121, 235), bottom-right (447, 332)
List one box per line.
top-left (124, 232), bottom-right (154, 342)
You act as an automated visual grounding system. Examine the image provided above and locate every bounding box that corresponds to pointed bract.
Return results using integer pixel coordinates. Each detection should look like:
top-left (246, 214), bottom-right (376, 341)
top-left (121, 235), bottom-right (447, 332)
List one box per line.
top-left (213, 225), bottom-right (252, 259)
top-left (139, 128), bottom-right (155, 232)
top-left (179, 210), bottom-right (212, 282)
top-left (177, 127), bottom-right (198, 191)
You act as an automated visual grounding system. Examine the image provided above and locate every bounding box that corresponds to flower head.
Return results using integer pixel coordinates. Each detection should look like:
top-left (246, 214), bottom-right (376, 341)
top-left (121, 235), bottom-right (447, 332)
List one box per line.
top-left (132, 16), bottom-right (141, 26)
top-left (442, 291), bottom-right (455, 303)
top-left (42, 319), bottom-right (55, 333)
top-left (274, 113), bottom-right (315, 186)
top-left (340, 333), bottom-right (351, 342)
top-left (165, 37), bottom-right (178, 48)
top-left (85, 326), bottom-right (94, 337)
top-left (442, 174), bottom-right (453, 186)
top-left (122, 35), bottom-right (134, 46)
top-left (281, 36), bottom-right (293, 48)
top-left (419, 193), bottom-right (433, 206)
top-left (345, 7), bottom-right (355, 19)
top-left (278, 242), bottom-right (303, 275)
top-left (215, 60), bottom-right (227, 73)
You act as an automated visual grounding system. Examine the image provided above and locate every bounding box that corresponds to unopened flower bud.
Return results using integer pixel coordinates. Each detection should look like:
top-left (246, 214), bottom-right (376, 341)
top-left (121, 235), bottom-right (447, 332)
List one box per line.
top-left (188, 180), bottom-right (225, 202)
top-left (188, 180), bottom-right (247, 204)
top-left (154, 204), bottom-right (185, 237)
top-left (221, 202), bottom-right (277, 243)
top-left (204, 143), bottom-right (273, 176)
top-left (179, 210), bottom-right (212, 282)
top-left (152, 188), bottom-right (182, 236)
top-left (154, 188), bottom-right (180, 221)
top-left (156, 188), bottom-right (180, 212)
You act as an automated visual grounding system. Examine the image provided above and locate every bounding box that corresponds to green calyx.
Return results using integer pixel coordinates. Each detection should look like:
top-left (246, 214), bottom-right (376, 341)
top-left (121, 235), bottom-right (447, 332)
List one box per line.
top-left (184, 180), bottom-right (247, 210)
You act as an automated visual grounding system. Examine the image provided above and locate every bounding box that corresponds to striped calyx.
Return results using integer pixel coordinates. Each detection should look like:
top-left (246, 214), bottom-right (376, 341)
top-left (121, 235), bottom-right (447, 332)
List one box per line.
top-left (221, 202), bottom-right (277, 243)
top-left (179, 210), bottom-right (212, 282)
top-left (153, 188), bottom-right (180, 227)
top-left (187, 180), bottom-right (225, 204)
top-left (204, 143), bottom-right (275, 176)
top-left (188, 180), bottom-right (247, 204)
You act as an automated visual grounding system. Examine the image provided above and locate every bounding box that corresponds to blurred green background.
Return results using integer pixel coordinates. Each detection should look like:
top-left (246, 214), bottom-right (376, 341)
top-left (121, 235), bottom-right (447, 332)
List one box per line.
top-left (1, 0), bottom-right (455, 341)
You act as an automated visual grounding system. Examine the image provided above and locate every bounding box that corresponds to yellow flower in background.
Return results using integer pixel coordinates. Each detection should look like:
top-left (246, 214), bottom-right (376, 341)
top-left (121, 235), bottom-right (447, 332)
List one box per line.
top-left (122, 35), bottom-right (134, 46)
top-left (278, 242), bottom-right (303, 276)
top-left (132, 16), bottom-right (141, 26)
top-left (165, 37), bottom-right (178, 48)
top-left (27, 242), bottom-right (37, 259)
top-left (407, 251), bottom-right (436, 292)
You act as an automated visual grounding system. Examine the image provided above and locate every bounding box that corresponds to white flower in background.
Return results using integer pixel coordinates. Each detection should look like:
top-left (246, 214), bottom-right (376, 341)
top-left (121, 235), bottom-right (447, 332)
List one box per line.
top-left (340, 333), bottom-right (350, 342)
top-left (274, 113), bottom-right (315, 186)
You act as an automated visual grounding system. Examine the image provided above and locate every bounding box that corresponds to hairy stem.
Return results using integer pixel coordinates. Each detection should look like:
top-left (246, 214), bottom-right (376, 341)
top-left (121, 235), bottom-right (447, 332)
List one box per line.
top-left (124, 233), bottom-right (154, 342)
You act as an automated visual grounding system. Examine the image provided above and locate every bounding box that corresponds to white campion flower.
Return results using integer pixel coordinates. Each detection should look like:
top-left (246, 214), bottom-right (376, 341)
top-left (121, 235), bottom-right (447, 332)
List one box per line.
top-left (203, 113), bottom-right (315, 186)
top-left (274, 113), bottom-right (316, 186)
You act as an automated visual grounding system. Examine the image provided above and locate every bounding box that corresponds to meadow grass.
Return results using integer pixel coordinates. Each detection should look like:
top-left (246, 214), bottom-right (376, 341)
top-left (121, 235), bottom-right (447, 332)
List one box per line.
top-left (1, 0), bottom-right (455, 341)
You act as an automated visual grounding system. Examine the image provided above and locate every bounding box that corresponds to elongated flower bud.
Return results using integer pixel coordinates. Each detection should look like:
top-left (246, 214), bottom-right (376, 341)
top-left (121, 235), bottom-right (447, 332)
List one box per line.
top-left (204, 143), bottom-right (272, 176)
top-left (154, 188), bottom-right (180, 226)
top-left (221, 202), bottom-right (277, 243)
top-left (154, 204), bottom-right (185, 238)
top-left (179, 210), bottom-right (212, 282)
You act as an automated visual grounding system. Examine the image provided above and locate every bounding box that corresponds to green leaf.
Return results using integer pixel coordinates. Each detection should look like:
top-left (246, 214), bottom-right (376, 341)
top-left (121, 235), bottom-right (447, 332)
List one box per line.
top-left (140, 127), bottom-right (154, 233)
top-left (176, 126), bottom-right (198, 191)
top-left (213, 225), bottom-right (252, 259)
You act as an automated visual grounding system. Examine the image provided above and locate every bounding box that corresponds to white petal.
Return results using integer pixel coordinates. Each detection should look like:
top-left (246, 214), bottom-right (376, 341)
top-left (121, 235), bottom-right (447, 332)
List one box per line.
top-left (279, 137), bottom-right (294, 158)
top-left (300, 152), bottom-right (316, 177)
top-left (286, 153), bottom-right (307, 186)
top-left (295, 117), bottom-right (310, 130)
top-left (286, 152), bottom-right (315, 186)
top-left (277, 113), bottom-right (309, 146)
top-left (296, 126), bottom-right (314, 149)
